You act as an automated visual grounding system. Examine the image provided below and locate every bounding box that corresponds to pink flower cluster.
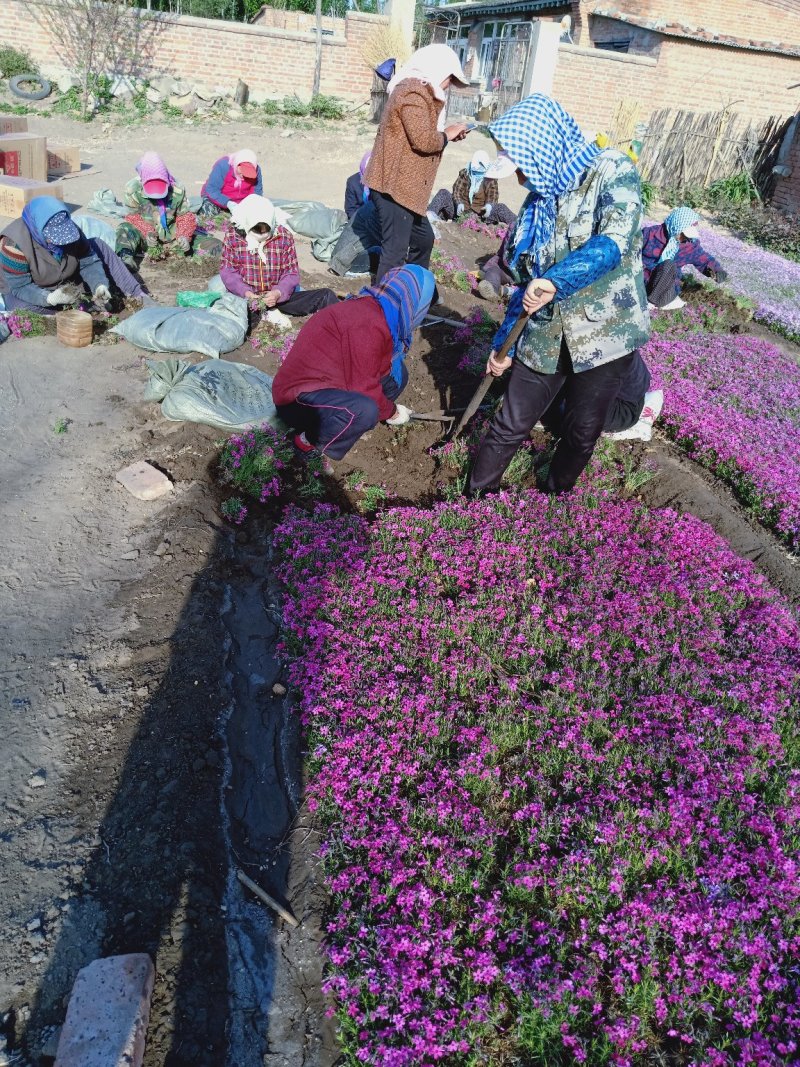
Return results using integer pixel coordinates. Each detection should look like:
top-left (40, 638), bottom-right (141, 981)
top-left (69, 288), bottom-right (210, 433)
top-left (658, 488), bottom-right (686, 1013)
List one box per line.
top-left (275, 490), bottom-right (800, 1065)
top-left (459, 216), bottom-right (509, 241)
top-left (643, 329), bottom-right (800, 548)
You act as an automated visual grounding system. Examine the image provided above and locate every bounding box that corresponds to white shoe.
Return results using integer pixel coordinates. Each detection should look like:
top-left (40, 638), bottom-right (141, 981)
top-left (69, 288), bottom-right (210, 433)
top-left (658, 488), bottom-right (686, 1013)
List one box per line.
top-left (660, 296), bottom-right (685, 311)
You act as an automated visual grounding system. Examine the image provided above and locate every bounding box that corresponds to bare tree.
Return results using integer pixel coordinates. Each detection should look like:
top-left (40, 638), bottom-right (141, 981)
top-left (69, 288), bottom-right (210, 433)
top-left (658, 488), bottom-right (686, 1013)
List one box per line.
top-left (26, 0), bottom-right (162, 119)
top-left (312, 0), bottom-right (322, 97)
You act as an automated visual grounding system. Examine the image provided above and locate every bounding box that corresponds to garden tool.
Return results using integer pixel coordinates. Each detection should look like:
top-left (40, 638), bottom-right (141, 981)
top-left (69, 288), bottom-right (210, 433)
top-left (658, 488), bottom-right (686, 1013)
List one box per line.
top-left (410, 410), bottom-right (456, 424)
top-left (452, 306), bottom-right (532, 438)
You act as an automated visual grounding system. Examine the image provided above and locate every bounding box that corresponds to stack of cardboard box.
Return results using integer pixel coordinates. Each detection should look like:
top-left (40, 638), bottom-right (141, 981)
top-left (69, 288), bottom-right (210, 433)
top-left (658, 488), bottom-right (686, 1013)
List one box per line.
top-left (0, 115), bottom-right (81, 216)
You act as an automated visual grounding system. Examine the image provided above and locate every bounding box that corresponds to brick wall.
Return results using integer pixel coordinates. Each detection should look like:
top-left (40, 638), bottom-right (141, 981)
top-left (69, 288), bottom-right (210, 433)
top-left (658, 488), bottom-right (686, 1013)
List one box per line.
top-left (773, 131), bottom-right (800, 216)
top-left (0, 0), bottom-right (386, 103)
top-left (603, 0), bottom-right (800, 49)
top-left (552, 44), bottom-right (657, 132)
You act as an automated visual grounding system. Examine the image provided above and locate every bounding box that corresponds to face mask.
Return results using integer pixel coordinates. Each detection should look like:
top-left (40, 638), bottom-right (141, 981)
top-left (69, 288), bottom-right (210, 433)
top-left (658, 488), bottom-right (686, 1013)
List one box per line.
top-left (252, 230), bottom-right (269, 242)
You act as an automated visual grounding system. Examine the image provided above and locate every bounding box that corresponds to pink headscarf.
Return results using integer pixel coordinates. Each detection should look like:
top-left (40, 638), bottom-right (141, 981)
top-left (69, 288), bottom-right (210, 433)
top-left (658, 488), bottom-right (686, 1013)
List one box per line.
top-left (136, 151), bottom-right (176, 190)
top-left (135, 152), bottom-right (176, 230)
top-left (229, 149), bottom-right (258, 192)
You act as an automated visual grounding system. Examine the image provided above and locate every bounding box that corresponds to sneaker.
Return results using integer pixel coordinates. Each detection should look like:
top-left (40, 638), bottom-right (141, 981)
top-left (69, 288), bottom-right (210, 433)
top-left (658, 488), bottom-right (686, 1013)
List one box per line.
top-left (661, 296), bottom-right (685, 311)
top-left (478, 279), bottom-right (498, 301)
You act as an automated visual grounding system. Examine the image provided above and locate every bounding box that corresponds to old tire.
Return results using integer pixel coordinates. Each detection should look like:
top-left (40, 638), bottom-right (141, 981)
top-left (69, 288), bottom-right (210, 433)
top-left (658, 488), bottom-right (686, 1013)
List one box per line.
top-left (8, 74), bottom-right (52, 101)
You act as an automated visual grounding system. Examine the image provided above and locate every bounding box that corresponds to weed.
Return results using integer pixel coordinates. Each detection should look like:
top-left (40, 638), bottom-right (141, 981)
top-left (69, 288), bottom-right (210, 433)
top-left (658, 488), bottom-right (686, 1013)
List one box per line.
top-left (282, 94), bottom-right (310, 117)
top-left (262, 98), bottom-right (282, 114)
top-left (160, 100), bottom-right (183, 120)
top-left (309, 93), bottom-right (345, 119)
top-left (0, 47), bottom-right (38, 78)
top-left (357, 484), bottom-right (389, 514)
top-left (53, 417), bottom-right (70, 434)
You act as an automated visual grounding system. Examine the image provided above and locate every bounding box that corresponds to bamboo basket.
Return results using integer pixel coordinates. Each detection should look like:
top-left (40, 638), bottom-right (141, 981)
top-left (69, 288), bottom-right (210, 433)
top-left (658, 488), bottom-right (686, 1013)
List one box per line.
top-left (56, 309), bottom-right (93, 348)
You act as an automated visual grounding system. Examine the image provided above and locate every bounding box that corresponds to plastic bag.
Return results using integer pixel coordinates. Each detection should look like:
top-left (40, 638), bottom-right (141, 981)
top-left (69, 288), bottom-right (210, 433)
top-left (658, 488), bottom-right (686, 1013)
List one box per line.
top-left (73, 213), bottom-right (119, 248)
top-left (176, 290), bottom-right (222, 308)
top-left (144, 357), bottom-right (284, 432)
top-left (112, 292), bottom-right (248, 358)
top-left (272, 198), bottom-right (347, 262)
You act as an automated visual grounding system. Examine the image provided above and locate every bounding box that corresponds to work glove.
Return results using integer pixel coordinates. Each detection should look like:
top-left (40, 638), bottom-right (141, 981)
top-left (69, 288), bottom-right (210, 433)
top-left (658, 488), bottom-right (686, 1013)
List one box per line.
top-left (46, 283), bottom-right (82, 307)
top-left (456, 203), bottom-right (465, 217)
top-left (386, 404), bottom-right (411, 427)
top-left (92, 284), bottom-right (112, 309)
top-left (482, 204), bottom-right (493, 219)
top-left (175, 236), bottom-right (191, 254)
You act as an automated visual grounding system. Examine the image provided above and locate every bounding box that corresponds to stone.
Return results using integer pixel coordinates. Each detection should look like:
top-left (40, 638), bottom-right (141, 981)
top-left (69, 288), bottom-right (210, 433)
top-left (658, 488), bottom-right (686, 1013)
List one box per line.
top-left (27, 770), bottom-right (47, 789)
top-left (26, 917), bottom-right (42, 932)
top-left (116, 462), bottom-right (173, 501)
top-left (115, 90), bottom-right (134, 109)
top-left (40, 1027), bottom-right (62, 1059)
top-left (271, 682), bottom-right (287, 696)
top-left (151, 75), bottom-right (175, 98)
top-left (171, 94), bottom-right (198, 118)
top-left (145, 86), bottom-right (163, 105)
top-left (54, 954), bottom-right (155, 1067)
top-left (57, 74), bottom-right (80, 94)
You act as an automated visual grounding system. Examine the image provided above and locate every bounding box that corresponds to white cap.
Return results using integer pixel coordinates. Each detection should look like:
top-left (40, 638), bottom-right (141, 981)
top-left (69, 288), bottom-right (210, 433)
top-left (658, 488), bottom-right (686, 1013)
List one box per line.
top-left (484, 151), bottom-right (517, 180)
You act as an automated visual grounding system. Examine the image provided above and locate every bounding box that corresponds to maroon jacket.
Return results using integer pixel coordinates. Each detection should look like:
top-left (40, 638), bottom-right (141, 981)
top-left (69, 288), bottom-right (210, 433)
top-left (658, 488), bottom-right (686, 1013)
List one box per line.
top-left (272, 296), bottom-right (396, 421)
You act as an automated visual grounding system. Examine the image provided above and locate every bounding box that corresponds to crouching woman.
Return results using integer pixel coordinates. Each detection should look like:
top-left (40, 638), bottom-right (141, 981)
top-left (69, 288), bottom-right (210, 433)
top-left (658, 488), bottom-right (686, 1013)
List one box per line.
top-left (221, 195), bottom-right (337, 316)
top-left (272, 265), bottom-right (434, 463)
top-left (0, 196), bottom-right (150, 313)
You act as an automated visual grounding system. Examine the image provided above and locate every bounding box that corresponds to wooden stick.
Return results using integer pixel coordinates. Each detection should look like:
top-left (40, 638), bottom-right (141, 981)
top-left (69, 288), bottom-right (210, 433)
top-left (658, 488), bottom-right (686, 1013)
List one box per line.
top-left (237, 868), bottom-right (299, 927)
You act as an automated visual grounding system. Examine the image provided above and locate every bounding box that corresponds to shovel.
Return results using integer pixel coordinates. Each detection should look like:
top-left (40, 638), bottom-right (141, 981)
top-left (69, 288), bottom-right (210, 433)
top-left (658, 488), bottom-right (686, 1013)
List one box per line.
top-left (451, 306), bottom-right (531, 438)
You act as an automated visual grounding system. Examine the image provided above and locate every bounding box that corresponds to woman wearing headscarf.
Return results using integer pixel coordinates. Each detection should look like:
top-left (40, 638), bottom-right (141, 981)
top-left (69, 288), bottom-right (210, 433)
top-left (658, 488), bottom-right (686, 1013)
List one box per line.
top-left (467, 93), bottom-right (651, 498)
top-left (0, 196), bottom-right (151, 313)
top-left (201, 149), bottom-right (263, 214)
top-left (428, 149), bottom-right (517, 228)
top-left (272, 265), bottom-right (435, 463)
top-left (641, 206), bottom-right (725, 310)
top-left (116, 152), bottom-right (198, 262)
top-left (364, 44), bottom-right (471, 283)
top-left (220, 194), bottom-right (337, 316)
top-left (344, 152), bottom-right (372, 220)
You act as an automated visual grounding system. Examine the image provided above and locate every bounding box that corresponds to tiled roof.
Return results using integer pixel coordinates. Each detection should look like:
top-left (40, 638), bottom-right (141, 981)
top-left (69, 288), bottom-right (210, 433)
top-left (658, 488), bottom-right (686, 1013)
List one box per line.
top-left (590, 6), bottom-right (800, 58)
top-left (425, 0), bottom-right (568, 18)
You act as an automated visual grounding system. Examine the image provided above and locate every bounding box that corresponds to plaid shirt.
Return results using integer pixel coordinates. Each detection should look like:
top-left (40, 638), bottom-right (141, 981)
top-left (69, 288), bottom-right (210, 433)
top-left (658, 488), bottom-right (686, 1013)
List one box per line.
top-left (641, 223), bottom-right (722, 282)
top-left (452, 168), bottom-right (499, 212)
top-left (221, 225), bottom-right (299, 297)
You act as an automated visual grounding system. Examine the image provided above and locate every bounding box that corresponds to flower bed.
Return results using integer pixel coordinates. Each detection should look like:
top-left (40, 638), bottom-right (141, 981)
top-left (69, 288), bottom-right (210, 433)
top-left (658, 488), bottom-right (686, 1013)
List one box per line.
top-left (276, 492), bottom-right (800, 1065)
top-left (643, 328), bottom-right (800, 549)
top-left (696, 227), bottom-right (800, 342)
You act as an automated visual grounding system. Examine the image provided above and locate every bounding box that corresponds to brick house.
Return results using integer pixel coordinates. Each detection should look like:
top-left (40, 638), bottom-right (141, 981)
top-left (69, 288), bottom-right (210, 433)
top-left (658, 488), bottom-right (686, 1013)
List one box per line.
top-left (428, 0), bottom-right (800, 136)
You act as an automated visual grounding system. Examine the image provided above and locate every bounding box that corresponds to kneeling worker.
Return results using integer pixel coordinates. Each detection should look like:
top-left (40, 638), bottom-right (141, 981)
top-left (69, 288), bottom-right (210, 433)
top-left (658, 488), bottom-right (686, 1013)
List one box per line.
top-left (272, 265), bottom-right (435, 464)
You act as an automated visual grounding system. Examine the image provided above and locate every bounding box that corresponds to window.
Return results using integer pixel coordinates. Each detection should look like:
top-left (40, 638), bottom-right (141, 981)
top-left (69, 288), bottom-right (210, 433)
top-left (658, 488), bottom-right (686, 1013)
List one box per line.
top-left (446, 25), bottom-right (470, 68)
top-left (479, 20), bottom-right (524, 82)
top-left (596, 38), bottom-right (631, 53)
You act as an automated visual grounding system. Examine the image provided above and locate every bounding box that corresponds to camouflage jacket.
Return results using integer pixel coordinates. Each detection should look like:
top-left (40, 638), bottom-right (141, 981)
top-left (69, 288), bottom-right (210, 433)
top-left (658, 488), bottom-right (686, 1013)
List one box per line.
top-left (512, 149), bottom-right (650, 373)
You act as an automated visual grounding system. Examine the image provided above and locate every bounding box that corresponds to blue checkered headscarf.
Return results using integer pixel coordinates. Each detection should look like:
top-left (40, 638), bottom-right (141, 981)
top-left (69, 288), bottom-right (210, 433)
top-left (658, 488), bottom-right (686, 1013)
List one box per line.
top-left (489, 94), bottom-right (599, 274)
top-left (359, 265), bottom-right (435, 385)
top-left (659, 206), bottom-right (700, 264)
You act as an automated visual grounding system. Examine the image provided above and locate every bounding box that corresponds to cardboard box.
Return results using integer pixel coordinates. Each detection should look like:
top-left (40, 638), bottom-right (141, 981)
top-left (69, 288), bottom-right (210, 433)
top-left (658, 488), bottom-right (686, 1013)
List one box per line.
top-left (0, 115), bottom-right (28, 135)
top-left (47, 143), bottom-right (81, 177)
top-left (0, 133), bottom-right (48, 182)
top-left (0, 176), bottom-right (64, 216)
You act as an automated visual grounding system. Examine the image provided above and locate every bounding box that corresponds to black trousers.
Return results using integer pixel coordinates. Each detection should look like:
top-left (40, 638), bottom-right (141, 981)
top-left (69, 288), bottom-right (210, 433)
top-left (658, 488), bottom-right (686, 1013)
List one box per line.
top-left (279, 287), bottom-right (338, 316)
top-left (372, 190), bottom-right (435, 283)
top-left (645, 261), bottom-right (678, 306)
top-left (469, 346), bottom-right (636, 495)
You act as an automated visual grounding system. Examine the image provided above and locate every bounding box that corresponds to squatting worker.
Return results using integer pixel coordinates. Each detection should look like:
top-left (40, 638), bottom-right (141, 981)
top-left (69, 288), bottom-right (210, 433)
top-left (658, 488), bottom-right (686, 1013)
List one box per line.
top-left (467, 94), bottom-right (651, 497)
top-left (272, 266), bottom-right (435, 466)
top-left (364, 44), bottom-right (471, 284)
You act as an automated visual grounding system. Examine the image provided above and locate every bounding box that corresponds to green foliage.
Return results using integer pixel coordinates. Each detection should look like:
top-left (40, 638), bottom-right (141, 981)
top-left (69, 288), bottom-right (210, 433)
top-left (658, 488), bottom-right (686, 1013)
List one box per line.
top-left (639, 179), bottom-right (655, 213)
top-left (53, 418), bottom-right (70, 435)
top-left (0, 47), bottom-right (38, 79)
top-left (308, 93), bottom-right (345, 119)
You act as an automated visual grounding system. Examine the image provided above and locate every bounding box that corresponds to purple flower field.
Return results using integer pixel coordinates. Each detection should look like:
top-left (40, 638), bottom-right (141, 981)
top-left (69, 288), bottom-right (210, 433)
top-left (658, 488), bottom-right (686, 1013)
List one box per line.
top-left (697, 227), bottom-right (800, 340)
top-left (643, 329), bottom-right (800, 549)
top-left (276, 492), bottom-right (800, 1066)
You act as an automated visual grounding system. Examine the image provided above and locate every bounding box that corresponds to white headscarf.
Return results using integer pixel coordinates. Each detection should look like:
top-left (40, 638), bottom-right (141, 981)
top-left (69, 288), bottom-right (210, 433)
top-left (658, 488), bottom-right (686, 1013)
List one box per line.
top-left (387, 44), bottom-right (468, 129)
top-left (227, 194), bottom-right (277, 264)
top-left (467, 149), bottom-right (491, 202)
top-left (228, 148), bottom-right (258, 191)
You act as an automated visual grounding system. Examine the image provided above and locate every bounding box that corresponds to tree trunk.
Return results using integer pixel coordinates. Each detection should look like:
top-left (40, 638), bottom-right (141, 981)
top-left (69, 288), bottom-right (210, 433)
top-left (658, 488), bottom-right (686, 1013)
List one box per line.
top-left (312, 0), bottom-right (322, 97)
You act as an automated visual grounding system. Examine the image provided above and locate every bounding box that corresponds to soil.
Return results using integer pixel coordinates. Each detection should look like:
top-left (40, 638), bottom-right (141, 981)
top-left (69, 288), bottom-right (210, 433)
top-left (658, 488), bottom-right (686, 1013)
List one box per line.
top-left (0, 111), bottom-right (797, 1067)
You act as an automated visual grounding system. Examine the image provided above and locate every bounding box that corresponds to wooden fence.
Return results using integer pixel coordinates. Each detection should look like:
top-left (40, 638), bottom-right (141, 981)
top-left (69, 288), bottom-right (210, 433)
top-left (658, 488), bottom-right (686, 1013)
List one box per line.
top-left (637, 107), bottom-right (792, 195)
